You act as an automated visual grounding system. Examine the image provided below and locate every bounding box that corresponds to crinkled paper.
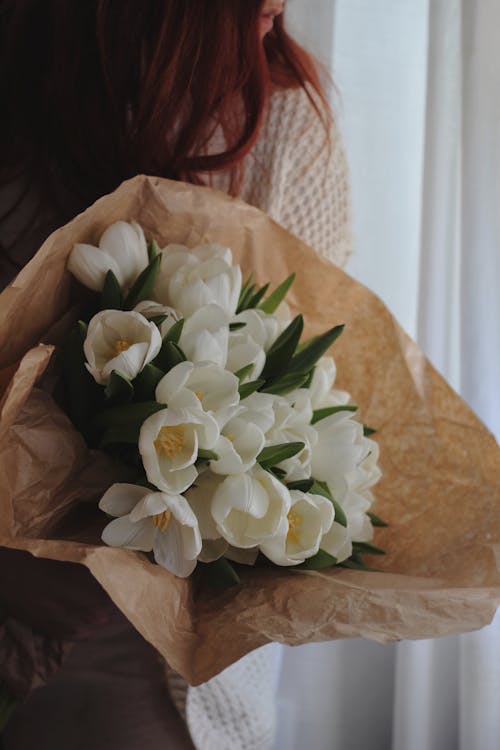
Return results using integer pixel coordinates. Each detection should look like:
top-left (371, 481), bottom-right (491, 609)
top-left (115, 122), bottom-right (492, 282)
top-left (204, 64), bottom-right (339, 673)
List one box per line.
top-left (0, 176), bottom-right (499, 686)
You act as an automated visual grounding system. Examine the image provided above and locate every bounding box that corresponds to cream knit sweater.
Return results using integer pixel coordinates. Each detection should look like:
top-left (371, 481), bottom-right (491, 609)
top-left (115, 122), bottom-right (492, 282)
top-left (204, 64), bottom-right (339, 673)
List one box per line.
top-left (175, 85), bottom-right (353, 750)
top-left (212, 85), bottom-right (352, 268)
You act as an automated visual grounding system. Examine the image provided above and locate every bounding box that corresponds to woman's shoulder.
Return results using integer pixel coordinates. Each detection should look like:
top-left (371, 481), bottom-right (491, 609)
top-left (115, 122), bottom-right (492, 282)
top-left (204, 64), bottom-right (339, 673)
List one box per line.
top-left (265, 84), bottom-right (329, 139)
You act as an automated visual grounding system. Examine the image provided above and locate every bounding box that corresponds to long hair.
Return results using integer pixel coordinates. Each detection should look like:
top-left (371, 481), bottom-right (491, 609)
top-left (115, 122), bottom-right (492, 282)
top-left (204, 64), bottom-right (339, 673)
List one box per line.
top-left (0, 0), bottom-right (329, 270)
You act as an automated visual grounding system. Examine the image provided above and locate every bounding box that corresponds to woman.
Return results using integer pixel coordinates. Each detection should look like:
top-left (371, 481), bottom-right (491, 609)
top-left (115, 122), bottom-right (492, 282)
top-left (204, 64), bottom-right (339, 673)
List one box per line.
top-left (0, 1), bottom-right (352, 747)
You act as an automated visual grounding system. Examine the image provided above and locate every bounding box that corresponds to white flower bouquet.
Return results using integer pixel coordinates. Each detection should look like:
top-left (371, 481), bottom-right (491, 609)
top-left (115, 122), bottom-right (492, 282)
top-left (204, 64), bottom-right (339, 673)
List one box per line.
top-left (0, 176), bottom-right (499, 694)
top-left (65, 220), bottom-right (383, 583)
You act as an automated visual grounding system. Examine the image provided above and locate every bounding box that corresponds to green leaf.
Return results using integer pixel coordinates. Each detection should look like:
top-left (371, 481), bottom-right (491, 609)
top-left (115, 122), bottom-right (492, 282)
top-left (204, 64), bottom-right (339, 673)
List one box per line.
top-left (288, 324), bottom-right (345, 373)
top-left (134, 364), bottom-right (165, 401)
top-left (147, 239), bottom-right (160, 262)
top-left (237, 274), bottom-right (254, 310)
top-left (154, 340), bottom-right (186, 372)
top-left (297, 549), bottom-right (338, 570)
top-left (257, 441), bottom-right (305, 468)
top-left (236, 283), bottom-right (257, 313)
top-left (123, 253), bottom-right (162, 310)
top-left (149, 314), bottom-right (169, 328)
top-left (364, 425), bottom-right (377, 437)
top-left (302, 368), bottom-right (315, 389)
top-left (104, 370), bottom-right (134, 405)
top-left (261, 371), bottom-right (309, 396)
top-left (62, 321), bottom-right (102, 434)
top-left (163, 318), bottom-right (184, 344)
top-left (234, 363), bottom-right (254, 382)
top-left (259, 273), bottom-right (296, 314)
top-left (100, 270), bottom-right (123, 310)
top-left (311, 405), bottom-right (358, 424)
top-left (367, 511), bottom-right (389, 528)
top-left (239, 378), bottom-right (265, 399)
top-left (246, 283), bottom-right (270, 309)
top-left (229, 322), bottom-right (247, 332)
top-left (91, 401), bottom-right (164, 430)
top-left (261, 315), bottom-right (304, 380)
top-left (286, 479), bottom-right (314, 493)
top-left (352, 541), bottom-right (386, 556)
top-left (203, 558), bottom-right (241, 592)
top-left (197, 449), bottom-right (220, 462)
top-left (268, 466), bottom-right (287, 480)
top-left (310, 480), bottom-right (347, 528)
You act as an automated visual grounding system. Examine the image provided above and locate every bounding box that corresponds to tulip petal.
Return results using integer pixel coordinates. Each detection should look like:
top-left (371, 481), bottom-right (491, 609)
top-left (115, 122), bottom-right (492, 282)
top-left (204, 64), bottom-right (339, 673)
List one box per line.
top-left (154, 523), bottom-right (199, 577)
top-left (101, 515), bottom-right (155, 551)
top-left (100, 221), bottom-right (148, 286)
top-left (99, 483), bottom-right (147, 517)
top-left (68, 244), bottom-right (122, 291)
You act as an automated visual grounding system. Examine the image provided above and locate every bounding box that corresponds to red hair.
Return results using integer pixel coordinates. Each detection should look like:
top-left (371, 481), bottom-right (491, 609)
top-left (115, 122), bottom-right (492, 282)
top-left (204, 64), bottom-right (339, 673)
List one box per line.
top-left (0, 0), bottom-right (329, 262)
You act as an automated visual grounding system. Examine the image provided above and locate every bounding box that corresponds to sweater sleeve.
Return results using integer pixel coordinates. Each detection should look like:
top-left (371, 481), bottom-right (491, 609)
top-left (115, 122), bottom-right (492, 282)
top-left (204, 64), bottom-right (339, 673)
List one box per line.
top-left (278, 97), bottom-right (352, 268)
top-left (241, 87), bottom-right (353, 269)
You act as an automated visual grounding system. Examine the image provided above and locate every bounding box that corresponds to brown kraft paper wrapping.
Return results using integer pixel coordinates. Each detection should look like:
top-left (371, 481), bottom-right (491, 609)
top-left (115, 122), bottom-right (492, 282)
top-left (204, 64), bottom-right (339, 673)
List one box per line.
top-left (0, 175), bottom-right (499, 686)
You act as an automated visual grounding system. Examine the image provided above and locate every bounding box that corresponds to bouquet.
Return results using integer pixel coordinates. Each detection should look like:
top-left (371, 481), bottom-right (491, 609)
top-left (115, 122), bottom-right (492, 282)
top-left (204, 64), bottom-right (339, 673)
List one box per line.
top-left (1, 176), bottom-right (499, 695)
top-left (63, 220), bottom-right (382, 584)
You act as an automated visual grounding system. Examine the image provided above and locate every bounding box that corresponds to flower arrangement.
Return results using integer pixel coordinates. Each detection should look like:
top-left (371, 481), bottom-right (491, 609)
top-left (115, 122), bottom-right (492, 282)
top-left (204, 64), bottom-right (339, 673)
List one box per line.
top-left (1, 176), bottom-right (498, 690)
top-left (66, 220), bottom-right (383, 584)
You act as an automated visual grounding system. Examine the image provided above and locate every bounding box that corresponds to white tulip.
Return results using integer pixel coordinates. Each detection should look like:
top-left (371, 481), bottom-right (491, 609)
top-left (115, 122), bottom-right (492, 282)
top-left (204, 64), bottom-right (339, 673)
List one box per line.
top-left (99, 483), bottom-right (201, 577)
top-left (155, 361), bottom-right (240, 427)
top-left (226, 308), bottom-right (289, 381)
top-left (211, 415), bottom-right (266, 475)
top-left (319, 434), bottom-right (380, 564)
top-left (352, 437), bottom-right (382, 492)
top-left (185, 471), bottom-right (223, 540)
top-left (185, 471), bottom-right (228, 562)
top-left (309, 357), bottom-right (351, 409)
top-left (134, 300), bottom-right (180, 325)
top-left (154, 243), bottom-right (241, 317)
top-left (266, 390), bottom-right (317, 481)
top-left (84, 310), bottom-right (162, 385)
top-left (321, 489), bottom-right (374, 564)
top-left (320, 521), bottom-right (352, 563)
top-left (230, 308), bottom-right (283, 353)
top-left (260, 490), bottom-right (334, 566)
top-left (226, 331), bottom-right (266, 381)
top-left (236, 392), bottom-right (277, 433)
top-left (179, 304), bottom-right (229, 367)
top-left (211, 469), bottom-right (291, 549)
top-left (311, 411), bottom-right (370, 505)
top-left (68, 221), bottom-right (149, 292)
top-left (139, 406), bottom-right (219, 494)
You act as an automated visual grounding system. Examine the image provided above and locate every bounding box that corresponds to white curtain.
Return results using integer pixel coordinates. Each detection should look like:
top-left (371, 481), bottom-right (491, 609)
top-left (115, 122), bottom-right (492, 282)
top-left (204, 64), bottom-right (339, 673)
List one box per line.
top-left (275, 1), bottom-right (500, 748)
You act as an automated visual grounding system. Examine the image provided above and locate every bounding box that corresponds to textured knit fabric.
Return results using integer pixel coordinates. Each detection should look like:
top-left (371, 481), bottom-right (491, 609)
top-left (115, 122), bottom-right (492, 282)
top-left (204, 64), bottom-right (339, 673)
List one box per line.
top-left (177, 86), bottom-right (353, 750)
top-left (212, 85), bottom-right (352, 268)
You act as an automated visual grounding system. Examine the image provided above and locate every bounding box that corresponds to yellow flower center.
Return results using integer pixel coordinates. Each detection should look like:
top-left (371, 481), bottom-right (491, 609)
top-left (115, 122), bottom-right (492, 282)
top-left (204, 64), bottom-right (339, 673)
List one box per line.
top-left (194, 390), bottom-right (204, 402)
top-left (286, 509), bottom-right (303, 545)
top-left (152, 509), bottom-right (172, 532)
top-left (114, 339), bottom-right (131, 355)
top-left (154, 425), bottom-right (185, 459)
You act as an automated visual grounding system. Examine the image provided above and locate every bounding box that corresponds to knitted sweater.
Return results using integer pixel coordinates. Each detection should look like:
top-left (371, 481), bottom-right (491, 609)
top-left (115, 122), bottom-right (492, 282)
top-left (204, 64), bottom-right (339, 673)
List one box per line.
top-left (177, 86), bottom-right (353, 750)
top-left (212, 85), bottom-right (352, 268)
